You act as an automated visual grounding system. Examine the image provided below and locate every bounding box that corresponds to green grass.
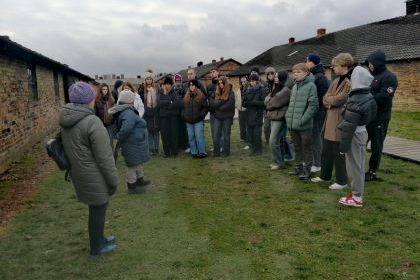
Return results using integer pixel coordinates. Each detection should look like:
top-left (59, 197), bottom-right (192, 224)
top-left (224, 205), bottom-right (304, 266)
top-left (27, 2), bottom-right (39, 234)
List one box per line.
top-left (0, 122), bottom-right (419, 279)
top-left (388, 111), bottom-right (420, 141)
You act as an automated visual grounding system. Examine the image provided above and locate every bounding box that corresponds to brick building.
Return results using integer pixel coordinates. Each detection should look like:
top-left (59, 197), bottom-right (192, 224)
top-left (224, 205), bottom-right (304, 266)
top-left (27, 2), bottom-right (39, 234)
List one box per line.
top-left (230, 5), bottom-right (420, 111)
top-left (177, 58), bottom-right (242, 91)
top-left (0, 36), bottom-right (94, 174)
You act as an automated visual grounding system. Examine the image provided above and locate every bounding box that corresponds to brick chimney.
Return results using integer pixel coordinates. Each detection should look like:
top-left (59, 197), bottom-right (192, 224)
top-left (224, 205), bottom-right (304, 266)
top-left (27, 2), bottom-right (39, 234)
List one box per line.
top-left (288, 37), bottom-right (295, 45)
top-left (212, 59), bottom-right (216, 63)
top-left (197, 61), bottom-right (203, 67)
top-left (406, 0), bottom-right (420, 15)
top-left (94, 75), bottom-right (98, 79)
top-left (220, 57), bottom-right (224, 61)
top-left (317, 28), bottom-right (326, 38)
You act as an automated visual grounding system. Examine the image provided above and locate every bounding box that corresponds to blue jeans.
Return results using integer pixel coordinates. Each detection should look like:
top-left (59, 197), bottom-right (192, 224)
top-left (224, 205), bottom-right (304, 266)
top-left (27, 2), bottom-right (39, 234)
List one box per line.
top-left (270, 121), bottom-right (287, 165)
top-left (186, 121), bottom-right (206, 155)
top-left (210, 113), bottom-right (224, 149)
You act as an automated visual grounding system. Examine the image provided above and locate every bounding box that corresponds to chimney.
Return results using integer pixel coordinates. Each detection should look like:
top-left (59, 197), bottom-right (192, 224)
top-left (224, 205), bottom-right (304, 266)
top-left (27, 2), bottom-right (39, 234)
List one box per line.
top-left (288, 37), bottom-right (295, 45)
top-left (197, 61), bottom-right (203, 67)
top-left (94, 75), bottom-right (98, 79)
top-left (317, 28), bottom-right (326, 38)
top-left (112, 74), bottom-right (116, 79)
top-left (406, 0), bottom-right (420, 15)
top-left (121, 74), bottom-right (124, 79)
top-left (220, 57), bottom-right (224, 61)
top-left (137, 75), bottom-right (141, 79)
top-left (212, 59), bottom-right (216, 63)
top-left (0, 35), bottom-right (10, 40)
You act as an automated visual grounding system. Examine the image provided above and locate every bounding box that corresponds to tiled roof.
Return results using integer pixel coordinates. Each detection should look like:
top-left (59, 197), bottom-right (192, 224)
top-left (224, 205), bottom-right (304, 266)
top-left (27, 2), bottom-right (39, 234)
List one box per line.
top-left (231, 13), bottom-right (420, 76)
top-left (176, 58), bottom-right (242, 81)
top-left (0, 35), bottom-right (94, 81)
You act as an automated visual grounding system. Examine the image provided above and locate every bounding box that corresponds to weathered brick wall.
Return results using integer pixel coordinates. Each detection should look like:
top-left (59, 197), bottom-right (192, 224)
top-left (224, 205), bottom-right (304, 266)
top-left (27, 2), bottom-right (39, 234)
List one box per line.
top-left (387, 61), bottom-right (420, 112)
top-left (0, 55), bottom-right (65, 174)
top-left (200, 61), bottom-right (242, 90)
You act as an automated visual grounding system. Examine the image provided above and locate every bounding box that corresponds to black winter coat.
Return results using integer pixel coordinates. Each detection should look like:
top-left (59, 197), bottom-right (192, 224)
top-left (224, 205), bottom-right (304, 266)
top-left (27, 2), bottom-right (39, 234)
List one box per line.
top-left (366, 50), bottom-right (398, 122)
top-left (242, 83), bottom-right (266, 126)
top-left (337, 88), bottom-right (377, 153)
top-left (182, 90), bottom-right (208, 124)
top-left (311, 63), bottom-right (330, 120)
top-left (159, 89), bottom-right (182, 118)
top-left (209, 90), bottom-right (235, 120)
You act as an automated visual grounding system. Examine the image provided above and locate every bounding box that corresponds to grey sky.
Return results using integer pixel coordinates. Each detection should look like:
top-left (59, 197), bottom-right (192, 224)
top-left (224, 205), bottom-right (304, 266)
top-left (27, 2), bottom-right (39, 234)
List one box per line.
top-left (0, 0), bottom-right (405, 77)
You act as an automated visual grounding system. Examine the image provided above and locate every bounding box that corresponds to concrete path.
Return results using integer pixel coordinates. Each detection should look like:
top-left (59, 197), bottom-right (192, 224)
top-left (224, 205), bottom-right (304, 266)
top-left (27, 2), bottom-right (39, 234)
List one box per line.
top-left (381, 136), bottom-right (420, 164)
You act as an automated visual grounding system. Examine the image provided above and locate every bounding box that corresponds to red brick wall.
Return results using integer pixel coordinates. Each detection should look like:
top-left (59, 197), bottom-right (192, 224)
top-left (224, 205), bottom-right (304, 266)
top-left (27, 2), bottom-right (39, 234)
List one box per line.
top-left (0, 55), bottom-right (65, 174)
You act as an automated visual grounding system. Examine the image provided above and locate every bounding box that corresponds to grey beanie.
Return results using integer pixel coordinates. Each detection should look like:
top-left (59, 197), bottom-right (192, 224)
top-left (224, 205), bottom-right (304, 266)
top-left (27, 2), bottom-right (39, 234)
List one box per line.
top-left (119, 89), bottom-right (135, 104)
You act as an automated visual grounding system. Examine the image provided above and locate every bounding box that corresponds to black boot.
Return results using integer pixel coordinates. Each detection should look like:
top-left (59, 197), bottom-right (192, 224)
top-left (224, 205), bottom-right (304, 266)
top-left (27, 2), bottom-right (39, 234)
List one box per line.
top-left (135, 177), bottom-right (151, 187)
top-left (289, 164), bottom-right (303, 176)
top-left (365, 170), bottom-right (377, 182)
top-left (127, 182), bottom-right (145, 194)
top-left (298, 166), bottom-right (311, 181)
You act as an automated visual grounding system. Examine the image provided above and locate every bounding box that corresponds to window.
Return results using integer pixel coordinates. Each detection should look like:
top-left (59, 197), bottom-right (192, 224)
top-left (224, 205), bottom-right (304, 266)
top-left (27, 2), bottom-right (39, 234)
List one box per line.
top-left (53, 71), bottom-right (60, 97)
top-left (27, 64), bottom-right (38, 101)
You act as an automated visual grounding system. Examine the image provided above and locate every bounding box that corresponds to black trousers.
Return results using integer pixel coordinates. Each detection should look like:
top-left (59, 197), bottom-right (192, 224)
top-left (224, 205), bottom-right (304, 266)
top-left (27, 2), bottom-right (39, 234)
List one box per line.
top-left (88, 202), bottom-right (108, 253)
top-left (290, 129), bottom-right (313, 172)
top-left (367, 120), bottom-right (389, 173)
top-left (247, 124), bottom-right (262, 153)
top-left (320, 139), bottom-right (347, 185)
top-left (238, 111), bottom-right (248, 143)
top-left (160, 116), bottom-right (180, 156)
top-left (178, 118), bottom-right (189, 150)
top-left (263, 111), bottom-right (271, 144)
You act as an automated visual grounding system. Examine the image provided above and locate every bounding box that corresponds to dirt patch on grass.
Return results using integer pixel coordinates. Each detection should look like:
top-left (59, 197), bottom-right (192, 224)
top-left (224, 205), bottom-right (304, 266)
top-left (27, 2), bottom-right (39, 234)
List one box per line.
top-left (0, 139), bottom-right (55, 238)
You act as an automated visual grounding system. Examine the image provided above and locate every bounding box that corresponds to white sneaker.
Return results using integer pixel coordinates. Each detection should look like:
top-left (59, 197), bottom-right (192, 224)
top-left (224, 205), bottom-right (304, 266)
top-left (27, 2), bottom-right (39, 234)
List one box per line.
top-left (243, 145), bottom-right (250, 150)
top-left (184, 148), bottom-right (191, 153)
top-left (310, 177), bottom-right (324, 183)
top-left (310, 166), bottom-right (321, 173)
top-left (329, 183), bottom-right (348, 190)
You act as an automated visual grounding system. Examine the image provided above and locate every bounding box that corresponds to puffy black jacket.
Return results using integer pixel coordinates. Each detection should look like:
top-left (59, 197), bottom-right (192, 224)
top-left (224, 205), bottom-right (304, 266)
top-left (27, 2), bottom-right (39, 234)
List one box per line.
top-left (337, 88), bottom-right (378, 153)
top-left (366, 50), bottom-right (398, 121)
top-left (182, 90), bottom-right (208, 124)
top-left (242, 83), bottom-right (266, 126)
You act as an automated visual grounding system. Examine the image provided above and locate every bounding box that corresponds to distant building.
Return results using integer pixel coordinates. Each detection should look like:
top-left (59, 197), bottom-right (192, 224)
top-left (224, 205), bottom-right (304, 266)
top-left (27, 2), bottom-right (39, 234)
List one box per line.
top-left (0, 36), bottom-right (94, 174)
top-left (176, 58), bottom-right (242, 91)
top-left (94, 75), bottom-right (144, 92)
top-left (231, 3), bottom-right (420, 111)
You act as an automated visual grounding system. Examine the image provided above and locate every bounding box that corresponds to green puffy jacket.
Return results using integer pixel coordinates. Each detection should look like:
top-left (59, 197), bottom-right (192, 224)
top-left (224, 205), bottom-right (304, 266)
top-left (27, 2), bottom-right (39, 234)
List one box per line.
top-left (59, 104), bottom-right (119, 206)
top-left (285, 74), bottom-right (319, 131)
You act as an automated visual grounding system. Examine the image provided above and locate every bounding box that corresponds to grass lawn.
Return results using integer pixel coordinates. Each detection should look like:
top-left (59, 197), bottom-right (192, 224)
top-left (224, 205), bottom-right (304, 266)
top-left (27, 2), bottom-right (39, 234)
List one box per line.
top-left (388, 111), bottom-right (420, 141)
top-left (0, 122), bottom-right (419, 280)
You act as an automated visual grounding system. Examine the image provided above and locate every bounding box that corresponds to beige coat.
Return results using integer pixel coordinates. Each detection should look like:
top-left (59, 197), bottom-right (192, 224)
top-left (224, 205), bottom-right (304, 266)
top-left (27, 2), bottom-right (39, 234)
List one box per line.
top-left (322, 77), bottom-right (351, 142)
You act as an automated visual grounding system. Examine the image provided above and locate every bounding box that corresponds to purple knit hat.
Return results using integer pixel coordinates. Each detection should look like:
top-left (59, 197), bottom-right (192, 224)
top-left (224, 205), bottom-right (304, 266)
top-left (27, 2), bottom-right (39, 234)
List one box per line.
top-left (69, 82), bottom-right (96, 104)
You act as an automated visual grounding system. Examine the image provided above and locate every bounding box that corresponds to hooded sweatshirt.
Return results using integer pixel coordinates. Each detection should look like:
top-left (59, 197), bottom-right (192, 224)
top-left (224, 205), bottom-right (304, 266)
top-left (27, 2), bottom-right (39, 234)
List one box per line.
top-left (337, 66), bottom-right (378, 153)
top-left (59, 104), bottom-right (119, 205)
top-left (365, 50), bottom-right (398, 121)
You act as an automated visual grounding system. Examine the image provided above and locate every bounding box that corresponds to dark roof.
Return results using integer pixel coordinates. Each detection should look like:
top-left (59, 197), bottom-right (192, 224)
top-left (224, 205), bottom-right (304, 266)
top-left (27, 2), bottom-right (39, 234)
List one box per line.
top-left (231, 13), bottom-right (420, 76)
top-left (176, 58), bottom-right (242, 80)
top-left (0, 35), bottom-right (94, 81)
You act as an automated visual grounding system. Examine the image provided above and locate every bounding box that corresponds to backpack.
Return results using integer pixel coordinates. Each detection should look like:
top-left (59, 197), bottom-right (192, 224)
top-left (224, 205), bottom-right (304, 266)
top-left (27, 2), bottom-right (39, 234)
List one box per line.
top-left (46, 131), bottom-right (71, 181)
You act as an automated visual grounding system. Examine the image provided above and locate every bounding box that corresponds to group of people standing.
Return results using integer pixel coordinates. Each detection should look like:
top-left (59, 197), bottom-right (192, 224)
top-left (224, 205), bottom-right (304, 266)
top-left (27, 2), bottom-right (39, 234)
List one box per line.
top-left (58, 48), bottom-right (397, 256)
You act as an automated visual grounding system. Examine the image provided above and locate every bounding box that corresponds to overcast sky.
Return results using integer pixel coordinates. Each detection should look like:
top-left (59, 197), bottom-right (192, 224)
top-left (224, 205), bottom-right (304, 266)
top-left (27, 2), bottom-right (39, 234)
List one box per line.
top-left (0, 0), bottom-right (406, 77)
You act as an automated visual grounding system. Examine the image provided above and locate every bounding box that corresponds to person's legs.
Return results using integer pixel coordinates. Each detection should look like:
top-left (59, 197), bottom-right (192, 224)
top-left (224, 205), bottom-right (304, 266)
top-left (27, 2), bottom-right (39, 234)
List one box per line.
top-left (88, 202), bottom-right (108, 254)
top-left (222, 118), bottom-right (232, 156)
top-left (254, 125), bottom-right (263, 154)
top-left (301, 129), bottom-right (314, 178)
top-left (147, 129), bottom-right (154, 154)
top-left (160, 117), bottom-right (171, 156)
top-left (153, 131), bottom-right (160, 153)
top-left (194, 121), bottom-right (206, 155)
top-left (332, 141), bottom-right (348, 185)
top-left (186, 123), bottom-right (198, 155)
top-left (263, 111), bottom-right (271, 144)
top-left (169, 116), bottom-right (180, 156)
top-left (210, 113), bottom-right (216, 147)
top-left (213, 118), bottom-right (223, 156)
top-left (270, 121), bottom-right (282, 165)
top-left (239, 111), bottom-right (247, 142)
top-left (320, 139), bottom-right (334, 180)
top-left (312, 118), bottom-right (323, 168)
top-left (368, 120), bottom-right (389, 175)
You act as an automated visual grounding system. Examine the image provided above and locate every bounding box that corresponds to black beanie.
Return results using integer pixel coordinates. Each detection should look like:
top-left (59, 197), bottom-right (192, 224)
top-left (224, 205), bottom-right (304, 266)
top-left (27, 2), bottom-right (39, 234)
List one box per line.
top-left (163, 76), bottom-right (173, 85)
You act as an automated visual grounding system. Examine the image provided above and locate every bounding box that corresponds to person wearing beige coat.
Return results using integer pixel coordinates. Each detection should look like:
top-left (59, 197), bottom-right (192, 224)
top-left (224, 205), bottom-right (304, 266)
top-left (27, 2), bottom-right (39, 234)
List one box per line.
top-left (311, 53), bottom-right (354, 190)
